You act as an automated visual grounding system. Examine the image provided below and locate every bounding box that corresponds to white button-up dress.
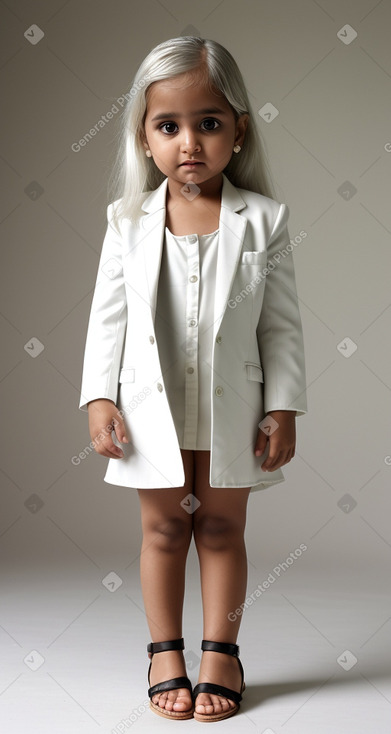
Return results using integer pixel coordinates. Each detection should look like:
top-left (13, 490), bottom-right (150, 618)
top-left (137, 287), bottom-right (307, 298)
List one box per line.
top-left (153, 226), bottom-right (219, 450)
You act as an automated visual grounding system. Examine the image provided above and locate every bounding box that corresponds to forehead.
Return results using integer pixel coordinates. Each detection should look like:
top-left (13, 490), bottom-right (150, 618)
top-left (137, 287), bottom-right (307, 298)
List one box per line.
top-left (145, 72), bottom-right (230, 113)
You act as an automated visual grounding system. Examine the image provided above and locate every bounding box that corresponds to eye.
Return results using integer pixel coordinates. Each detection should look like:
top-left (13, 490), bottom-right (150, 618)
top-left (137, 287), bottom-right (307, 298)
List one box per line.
top-left (200, 118), bottom-right (220, 131)
top-left (159, 122), bottom-right (178, 134)
top-left (158, 118), bottom-right (221, 135)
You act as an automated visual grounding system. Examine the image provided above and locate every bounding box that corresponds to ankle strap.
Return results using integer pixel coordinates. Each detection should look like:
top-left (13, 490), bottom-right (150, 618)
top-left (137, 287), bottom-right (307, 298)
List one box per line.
top-left (201, 639), bottom-right (240, 657)
top-left (147, 637), bottom-right (184, 655)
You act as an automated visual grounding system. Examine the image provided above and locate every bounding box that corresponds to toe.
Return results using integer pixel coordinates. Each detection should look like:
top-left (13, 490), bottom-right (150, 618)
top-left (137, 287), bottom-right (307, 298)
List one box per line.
top-left (195, 692), bottom-right (235, 715)
top-left (195, 692), bottom-right (213, 714)
top-left (153, 691), bottom-right (168, 709)
top-left (167, 688), bottom-right (192, 711)
top-left (211, 693), bottom-right (232, 712)
top-left (173, 688), bottom-right (193, 710)
top-left (153, 688), bottom-right (192, 712)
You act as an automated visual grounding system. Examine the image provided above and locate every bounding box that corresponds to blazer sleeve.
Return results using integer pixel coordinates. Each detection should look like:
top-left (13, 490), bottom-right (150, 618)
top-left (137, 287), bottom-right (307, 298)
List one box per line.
top-left (256, 203), bottom-right (308, 417)
top-left (78, 203), bottom-right (127, 412)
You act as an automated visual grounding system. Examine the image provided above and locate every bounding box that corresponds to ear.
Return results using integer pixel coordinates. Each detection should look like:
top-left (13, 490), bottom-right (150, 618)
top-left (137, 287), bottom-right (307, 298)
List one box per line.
top-left (234, 113), bottom-right (249, 147)
top-left (138, 128), bottom-right (148, 149)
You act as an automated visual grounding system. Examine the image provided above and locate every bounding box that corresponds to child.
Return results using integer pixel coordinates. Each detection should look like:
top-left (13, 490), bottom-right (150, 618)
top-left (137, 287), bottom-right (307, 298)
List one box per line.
top-left (79, 36), bottom-right (308, 722)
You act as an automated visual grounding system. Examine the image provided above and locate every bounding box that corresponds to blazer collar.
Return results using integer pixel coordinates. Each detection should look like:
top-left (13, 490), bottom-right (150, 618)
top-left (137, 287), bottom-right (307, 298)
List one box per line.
top-left (141, 172), bottom-right (247, 214)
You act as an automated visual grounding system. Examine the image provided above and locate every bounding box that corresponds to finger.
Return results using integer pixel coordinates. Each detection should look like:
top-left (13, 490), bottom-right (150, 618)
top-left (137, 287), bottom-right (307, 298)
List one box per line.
top-left (112, 417), bottom-right (129, 444)
top-left (263, 447), bottom-right (293, 471)
top-left (261, 449), bottom-right (283, 472)
top-left (254, 429), bottom-right (268, 457)
top-left (92, 427), bottom-right (126, 458)
top-left (100, 437), bottom-right (125, 458)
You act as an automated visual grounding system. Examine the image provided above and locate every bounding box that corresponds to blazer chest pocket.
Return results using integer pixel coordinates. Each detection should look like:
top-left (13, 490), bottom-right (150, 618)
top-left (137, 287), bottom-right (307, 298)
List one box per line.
top-left (241, 250), bottom-right (266, 266)
top-left (119, 367), bottom-right (135, 383)
top-left (245, 361), bottom-right (264, 383)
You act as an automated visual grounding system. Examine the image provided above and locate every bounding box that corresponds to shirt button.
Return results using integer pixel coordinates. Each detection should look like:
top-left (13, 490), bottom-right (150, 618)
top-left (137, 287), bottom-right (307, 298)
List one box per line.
top-left (187, 366), bottom-right (194, 374)
top-left (216, 335), bottom-right (222, 343)
top-left (189, 275), bottom-right (198, 283)
top-left (187, 235), bottom-right (197, 244)
top-left (157, 383), bottom-right (163, 392)
top-left (189, 319), bottom-right (197, 327)
top-left (149, 335), bottom-right (155, 344)
top-left (215, 386), bottom-right (224, 396)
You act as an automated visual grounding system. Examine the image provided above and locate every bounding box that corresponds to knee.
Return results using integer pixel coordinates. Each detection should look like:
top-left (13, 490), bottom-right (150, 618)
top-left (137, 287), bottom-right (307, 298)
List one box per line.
top-left (193, 515), bottom-right (241, 551)
top-left (146, 516), bottom-right (192, 553)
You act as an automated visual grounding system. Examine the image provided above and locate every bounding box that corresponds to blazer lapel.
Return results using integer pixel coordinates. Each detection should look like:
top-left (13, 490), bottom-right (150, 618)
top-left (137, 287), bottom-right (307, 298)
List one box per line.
top-left (214, 180), bottom-right (247, 338)
top-left (140, 173), bottom-right (248, 338)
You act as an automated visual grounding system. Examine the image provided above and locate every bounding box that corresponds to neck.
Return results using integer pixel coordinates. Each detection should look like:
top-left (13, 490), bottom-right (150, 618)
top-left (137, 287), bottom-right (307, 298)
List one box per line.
top-left (166, 172), bottom-right (223, 206)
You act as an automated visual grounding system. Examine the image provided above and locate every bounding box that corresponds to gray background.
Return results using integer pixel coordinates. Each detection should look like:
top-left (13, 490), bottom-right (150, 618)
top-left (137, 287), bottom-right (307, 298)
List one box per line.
top-left (1, 1), bottom-right (390, 732)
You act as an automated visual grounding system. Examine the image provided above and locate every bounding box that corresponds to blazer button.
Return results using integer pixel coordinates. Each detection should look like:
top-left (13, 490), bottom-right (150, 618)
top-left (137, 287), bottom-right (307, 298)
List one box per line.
top-left (149, 335), bottom-right (155, 344)
top-left (157, 383), bottom-right (163, 392)
top-left (215, 386), bottom-right (224, 396)
top-left (216, 335), bottom-right (222, 343)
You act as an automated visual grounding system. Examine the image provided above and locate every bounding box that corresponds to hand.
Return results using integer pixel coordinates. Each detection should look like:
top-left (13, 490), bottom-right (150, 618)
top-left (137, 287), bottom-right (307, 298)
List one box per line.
top-left (254, 410), bottom-right (296, 472)
top-left (87, 399), bottom-right (129, 459)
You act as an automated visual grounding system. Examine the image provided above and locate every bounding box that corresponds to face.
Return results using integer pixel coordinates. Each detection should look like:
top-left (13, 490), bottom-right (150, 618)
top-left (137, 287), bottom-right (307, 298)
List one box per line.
top-left (140, 71), bottom-right (248, 193)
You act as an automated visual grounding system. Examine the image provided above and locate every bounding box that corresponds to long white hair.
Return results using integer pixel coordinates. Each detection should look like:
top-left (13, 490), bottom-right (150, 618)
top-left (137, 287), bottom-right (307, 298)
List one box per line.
top-left (108, 36), bottom-right (278, 231)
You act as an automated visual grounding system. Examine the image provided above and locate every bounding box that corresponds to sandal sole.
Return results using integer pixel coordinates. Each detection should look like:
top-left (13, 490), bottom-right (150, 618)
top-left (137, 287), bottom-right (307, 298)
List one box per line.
top-left (193, 704), bottom-right (239, 722)
top-left (192, 681), bottom-right (245, 722)
top-left (149, 700), bottom-right (194, 720)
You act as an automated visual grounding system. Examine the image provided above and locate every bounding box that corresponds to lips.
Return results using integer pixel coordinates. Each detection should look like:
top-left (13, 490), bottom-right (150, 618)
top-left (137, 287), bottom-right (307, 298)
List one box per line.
top-left (181, 161), bottom-right (203, 165)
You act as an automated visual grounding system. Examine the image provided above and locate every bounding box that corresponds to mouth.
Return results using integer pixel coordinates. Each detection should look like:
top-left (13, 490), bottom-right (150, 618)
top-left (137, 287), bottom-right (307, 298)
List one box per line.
top-left (180, 161), bottom-right (204, 167)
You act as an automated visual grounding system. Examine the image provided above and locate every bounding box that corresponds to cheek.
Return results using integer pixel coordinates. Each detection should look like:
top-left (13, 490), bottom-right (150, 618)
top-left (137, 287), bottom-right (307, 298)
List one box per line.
top-left (212, 133), bottom-right (234, 150)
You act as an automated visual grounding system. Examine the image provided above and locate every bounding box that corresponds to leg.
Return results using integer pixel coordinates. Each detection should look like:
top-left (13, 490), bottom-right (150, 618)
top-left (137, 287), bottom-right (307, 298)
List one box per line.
top-left (137, 448), bottom-right (194, 713)
top-left (192, 450), bottom-right (251, 717)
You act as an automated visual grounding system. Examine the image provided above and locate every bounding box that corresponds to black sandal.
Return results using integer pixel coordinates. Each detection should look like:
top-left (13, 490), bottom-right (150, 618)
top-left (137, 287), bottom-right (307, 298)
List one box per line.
top-left (192, 640), bottom-right (246, 722)
top-left (147, 637), bottom-right (194, 720)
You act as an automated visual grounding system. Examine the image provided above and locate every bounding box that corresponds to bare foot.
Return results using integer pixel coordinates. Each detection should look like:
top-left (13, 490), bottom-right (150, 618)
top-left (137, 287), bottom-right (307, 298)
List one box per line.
top-left (149, 649), bottom-right (193, 713)
top-left (194, 649), bottom-right (243, 716)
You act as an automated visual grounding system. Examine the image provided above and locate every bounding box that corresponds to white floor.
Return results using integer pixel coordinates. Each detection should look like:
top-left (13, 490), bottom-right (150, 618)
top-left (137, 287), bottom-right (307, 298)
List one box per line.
top-left (1, 547), bottom-right (390, 733)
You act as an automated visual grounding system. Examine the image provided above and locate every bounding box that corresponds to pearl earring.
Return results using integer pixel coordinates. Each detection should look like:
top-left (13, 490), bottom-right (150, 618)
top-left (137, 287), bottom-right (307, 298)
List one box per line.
top-left (233, 145), bottom-right (241, 153)
top-left (145, 149), bottom-right (152, 157)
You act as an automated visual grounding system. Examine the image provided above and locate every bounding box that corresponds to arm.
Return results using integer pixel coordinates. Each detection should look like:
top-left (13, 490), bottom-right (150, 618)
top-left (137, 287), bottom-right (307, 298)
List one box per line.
top-left (255, 409), bottom-right (296, 472)
top-left (256, 202), bottom-right (308, 417)
top-left (255, 203), bottom-right (308, 470)
top-left (78, 202), bottom-right (127, 413)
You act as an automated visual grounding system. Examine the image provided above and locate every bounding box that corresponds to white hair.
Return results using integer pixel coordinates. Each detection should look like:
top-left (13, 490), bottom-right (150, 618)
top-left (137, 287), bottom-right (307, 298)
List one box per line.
top-left (107, 36), bottom-right (278, 231)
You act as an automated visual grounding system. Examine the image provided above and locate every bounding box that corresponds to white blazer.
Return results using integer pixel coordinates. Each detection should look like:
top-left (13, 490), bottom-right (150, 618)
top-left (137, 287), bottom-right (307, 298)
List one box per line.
top-left (79, 173), bottom-right (308, 492)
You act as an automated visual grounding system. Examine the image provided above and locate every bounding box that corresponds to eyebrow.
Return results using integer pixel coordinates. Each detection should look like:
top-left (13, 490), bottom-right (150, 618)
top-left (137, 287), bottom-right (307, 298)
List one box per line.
top-left (151, 107), bottom-right (228, 121)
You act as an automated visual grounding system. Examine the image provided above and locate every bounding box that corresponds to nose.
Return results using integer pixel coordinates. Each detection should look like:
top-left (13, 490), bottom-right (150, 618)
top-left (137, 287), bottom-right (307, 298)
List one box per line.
top-left (180, 127), bottom-right (201, 153)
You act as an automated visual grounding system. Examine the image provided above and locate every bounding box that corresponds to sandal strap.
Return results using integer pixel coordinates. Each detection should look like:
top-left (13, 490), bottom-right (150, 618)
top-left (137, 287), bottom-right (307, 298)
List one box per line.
top-left (201, 639), bottom-right (240, 657)
top-left (147, 637), bottom-right (184, 655)
top-left (192, 682), bottom-right (242, 705)
top-left (199, 639), bottom-right (244, 698)
top-left (148, 676), bottom-right (192, 699)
